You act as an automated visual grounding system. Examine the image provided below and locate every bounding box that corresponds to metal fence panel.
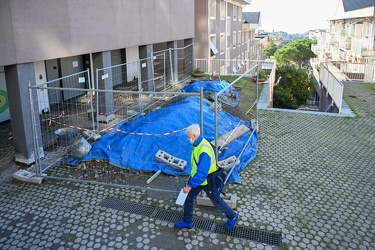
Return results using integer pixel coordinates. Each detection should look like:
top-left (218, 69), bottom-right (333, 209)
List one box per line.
top-left (29, 58), bottom-right (260, 192)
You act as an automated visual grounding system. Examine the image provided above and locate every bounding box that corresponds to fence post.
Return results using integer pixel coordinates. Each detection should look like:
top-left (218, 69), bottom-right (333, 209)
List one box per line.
top-left (200, 87), bottom-right (204, 137)
top-left (28, 82), bottom-right (42, 176)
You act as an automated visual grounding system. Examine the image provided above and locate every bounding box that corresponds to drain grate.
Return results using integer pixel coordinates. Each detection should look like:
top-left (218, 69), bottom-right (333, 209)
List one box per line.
top-left (99, 197), bottom-right (282, 247)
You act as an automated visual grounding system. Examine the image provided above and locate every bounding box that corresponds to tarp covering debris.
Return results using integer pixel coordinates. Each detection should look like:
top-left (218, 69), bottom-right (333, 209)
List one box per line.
top-left (182, 80), bottom-right (239, 107)
top-left (68, 96), bottom-right (258, 183)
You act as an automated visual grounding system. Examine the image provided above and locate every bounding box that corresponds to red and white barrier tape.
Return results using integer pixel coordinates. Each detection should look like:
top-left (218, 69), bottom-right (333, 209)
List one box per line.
top-left (49, 119), bottom-right (186, 137)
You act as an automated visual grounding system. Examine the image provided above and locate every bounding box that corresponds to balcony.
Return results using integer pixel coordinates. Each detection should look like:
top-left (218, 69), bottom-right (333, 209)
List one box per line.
top-left (242, 22), bottom-right (259, 30)
top-left (350, 38), bottom-right (375, 58)
top-left (339, 36), bottom-right (351, 51)
top-left (329, 34), bottom-right (339, 44)
top-left (311, 44), bottom-right (322, 52)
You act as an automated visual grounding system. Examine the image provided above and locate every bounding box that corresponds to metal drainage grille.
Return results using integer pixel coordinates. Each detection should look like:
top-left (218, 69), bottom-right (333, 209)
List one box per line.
top-left (99, 197), bottom-right (282, 247)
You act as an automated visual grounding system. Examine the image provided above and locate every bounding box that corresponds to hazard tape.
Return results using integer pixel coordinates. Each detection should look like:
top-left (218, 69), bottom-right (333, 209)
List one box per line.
top-left (50, 119), bottom-right (94, 133)
top-left (99, 127), bottom-right (186, 136)
top-left (49, 118), bottom-right (186, 137)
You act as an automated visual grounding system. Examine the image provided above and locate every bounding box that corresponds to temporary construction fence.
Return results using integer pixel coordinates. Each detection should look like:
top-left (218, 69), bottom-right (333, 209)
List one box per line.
top-left (196, 58), bottom-right (277, 108)
top-left (94, 44), bottom-right (193, 133)
top-left (29, 59), bottom-right (262, 193)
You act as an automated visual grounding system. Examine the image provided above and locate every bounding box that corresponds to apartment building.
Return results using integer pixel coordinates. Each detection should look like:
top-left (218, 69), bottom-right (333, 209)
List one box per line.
top-left (194, 0), bottom-right (263, 74)
top-left (242, 12), bottom-right (266, 61)
top-left (0, 0), bottom-right (194, 164)
top-left (311, 0), bottom-right (375, 82)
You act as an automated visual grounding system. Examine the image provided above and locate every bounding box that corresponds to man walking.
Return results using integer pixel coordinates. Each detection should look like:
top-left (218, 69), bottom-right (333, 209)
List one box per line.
top-left (174, 124), bottom-right (238, 230)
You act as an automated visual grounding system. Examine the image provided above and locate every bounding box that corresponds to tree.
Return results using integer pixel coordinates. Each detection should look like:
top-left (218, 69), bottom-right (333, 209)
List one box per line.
top-left (263, 41), bottom-right (278, 59)
top-left (274, 38), bottom-right (316, 68)
top-left (273, 65), bottom-right (315, 109)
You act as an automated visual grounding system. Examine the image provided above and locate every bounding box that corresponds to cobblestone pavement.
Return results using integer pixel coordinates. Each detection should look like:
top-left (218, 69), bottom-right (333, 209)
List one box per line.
top-left (0, 82), bottom-right (374, 249)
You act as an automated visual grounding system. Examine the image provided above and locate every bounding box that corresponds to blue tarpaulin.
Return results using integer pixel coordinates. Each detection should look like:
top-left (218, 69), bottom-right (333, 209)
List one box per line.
top-left (68, 96), bottom-right (258, 183)
top-left (182, 80), bottom-right (239, 107)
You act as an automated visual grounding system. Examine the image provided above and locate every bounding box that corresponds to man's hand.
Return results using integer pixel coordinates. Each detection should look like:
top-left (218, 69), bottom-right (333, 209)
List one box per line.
top-left (183, 185), bottom-right (191, 194)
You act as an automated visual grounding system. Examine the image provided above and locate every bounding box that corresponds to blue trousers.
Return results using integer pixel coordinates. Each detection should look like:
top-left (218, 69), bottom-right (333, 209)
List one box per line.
top-left (183, 184), bottom-right (236, 223)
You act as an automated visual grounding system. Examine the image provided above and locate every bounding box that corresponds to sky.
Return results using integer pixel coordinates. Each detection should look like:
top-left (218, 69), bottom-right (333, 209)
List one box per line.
top-left (243, 0), bottom-right (341, 34)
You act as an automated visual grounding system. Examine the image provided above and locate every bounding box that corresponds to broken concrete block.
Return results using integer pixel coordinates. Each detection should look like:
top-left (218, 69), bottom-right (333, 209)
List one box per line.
top-left (155, 149), bottom-right (186, 171)
top-left (82, 130), bottom-right (101, 141)
top-left (127, 110), bottom-right (138, 116)
top-left (197, 192), bottom-right (237, 209)
top-left (217, 156), bottom-right (240, 170)
top-left (70, 138), bottom-right (92, 159)
top-left (13, 170), bottom-right (44, 184)
top-left (97, 113), bottom-right (115, 123)
top-left (210, 124), bottom-right (250, 148)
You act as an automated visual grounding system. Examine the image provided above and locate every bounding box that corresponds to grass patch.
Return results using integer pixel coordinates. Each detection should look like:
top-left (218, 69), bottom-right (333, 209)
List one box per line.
top-left (282, 242), bottom-right (290, 250)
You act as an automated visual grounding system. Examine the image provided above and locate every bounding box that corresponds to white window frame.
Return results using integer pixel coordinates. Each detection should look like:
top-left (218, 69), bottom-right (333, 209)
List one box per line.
top-left (226, 16), bottom-right (231, 35)
top-left (210, 35), bottom-right (218, 57)
top-left (210, 0), bottom-right (216, 19)
top-left (233, 31), bottom-right (237, 49)
top-left (220, 0), bottom-right (225, 20)
top-left (238, 31), bottom-right (241, 47)
top-left (220, 33), bottom-right (225, 54)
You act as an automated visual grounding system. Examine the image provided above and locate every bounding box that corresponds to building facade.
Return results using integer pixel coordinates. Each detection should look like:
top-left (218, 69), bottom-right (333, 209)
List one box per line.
top-left (0, 0), bottom-right (195, 164)
top-left (194, 0), bottom-right (263, 74)
top-left (311, 0), bottom-right (375, 82)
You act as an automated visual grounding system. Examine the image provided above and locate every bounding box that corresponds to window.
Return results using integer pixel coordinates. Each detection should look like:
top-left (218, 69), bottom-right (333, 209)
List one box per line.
top-left (233, 6), bottom-right (237, 21)
top-left (210, 36), bottom-right (218, 57)
top-left (220, 33), bottom-right (225, 54)
top-left (237, 55), bottom-right (241, 71)
top-left (210, 0), bottom-right (216, 19)
top-left (233, 31), bottom-right (237, 48)
top-left (363, 21), bottom-right (370, 38)
top-left (238, 31), bottom-right (241, 47)
top-left (238, 9), bottom-right (242, 21)
top-left (227, 48), bottom-right (230, 66)
top-left (220, 0), bottom-right (225, 19)
top-left (227, 16), bottom-right (230, 35)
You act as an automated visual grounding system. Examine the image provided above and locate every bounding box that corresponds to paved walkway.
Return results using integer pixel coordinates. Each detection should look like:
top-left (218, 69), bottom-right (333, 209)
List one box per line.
top-left (0, 82), bottom-right (374, 249)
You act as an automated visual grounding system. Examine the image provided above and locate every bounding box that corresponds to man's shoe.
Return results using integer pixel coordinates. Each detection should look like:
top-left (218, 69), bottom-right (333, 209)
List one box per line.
top-left (174, 220), bottom-right (193, 229)
top-left (225, 214), bottom-right (238, 230)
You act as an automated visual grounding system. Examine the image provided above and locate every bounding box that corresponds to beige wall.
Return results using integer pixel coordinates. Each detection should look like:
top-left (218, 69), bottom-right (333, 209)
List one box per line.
top-left (194, 0), bottom-right (209, 60)
top-left (0, 0), bottom-right (194, 66)
top-left (194, 0), bottom-right (245, 61)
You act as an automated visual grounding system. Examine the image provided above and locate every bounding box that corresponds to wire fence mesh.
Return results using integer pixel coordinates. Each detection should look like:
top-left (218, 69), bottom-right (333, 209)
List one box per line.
top-left (29, 57), bottom-right (273, 192)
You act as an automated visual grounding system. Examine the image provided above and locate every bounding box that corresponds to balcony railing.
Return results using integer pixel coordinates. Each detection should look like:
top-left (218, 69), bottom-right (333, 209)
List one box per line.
top-left (329, 34), bottom-right (339, 44)
top-left (311, 44), bottom-right (322, 52)
top-left (351, 38), bottom-right (375, 57)
top-left (320, 63), bottom-right (344, 113)
top-left (339, 36), bottom-right (351, 50)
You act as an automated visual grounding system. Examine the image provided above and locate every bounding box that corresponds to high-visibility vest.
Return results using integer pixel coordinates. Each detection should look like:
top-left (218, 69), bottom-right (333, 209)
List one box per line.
top-left (191, 138), bottom-right (217, 186)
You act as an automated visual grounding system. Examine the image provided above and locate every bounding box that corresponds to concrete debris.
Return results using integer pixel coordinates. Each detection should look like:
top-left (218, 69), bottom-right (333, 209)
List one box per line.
top-left (13, 169), bottom-right (44, 184)
top-left (155, 149), bottom-right (186, 171)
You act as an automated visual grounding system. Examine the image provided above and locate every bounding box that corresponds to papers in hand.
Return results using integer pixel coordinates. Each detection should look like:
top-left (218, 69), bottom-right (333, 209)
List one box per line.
top-left (175, 188), bottom-right (188, 206)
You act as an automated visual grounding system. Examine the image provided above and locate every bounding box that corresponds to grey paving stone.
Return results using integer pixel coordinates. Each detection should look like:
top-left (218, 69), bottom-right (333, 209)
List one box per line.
top-left (0, 83), bottom-right (374, 250)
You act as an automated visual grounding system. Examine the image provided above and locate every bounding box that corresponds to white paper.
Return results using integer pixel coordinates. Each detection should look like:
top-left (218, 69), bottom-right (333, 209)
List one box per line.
top-left (78, 77), bottom-right (86, 83)
top-left (175, 189), bottom-right (188, 206)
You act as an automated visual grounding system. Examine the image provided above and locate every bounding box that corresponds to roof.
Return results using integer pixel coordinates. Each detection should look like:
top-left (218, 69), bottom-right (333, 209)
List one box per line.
top-left (242, 12), bottom-right (260, 24)
top-left (342, 0), bottom-right (375, 12)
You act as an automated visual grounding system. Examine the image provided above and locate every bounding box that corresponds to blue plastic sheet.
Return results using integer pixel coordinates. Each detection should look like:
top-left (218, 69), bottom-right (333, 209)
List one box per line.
top-left (182, 80), bottom-right (239, 107)
top-left (68, 96), bottom-right (258, 183)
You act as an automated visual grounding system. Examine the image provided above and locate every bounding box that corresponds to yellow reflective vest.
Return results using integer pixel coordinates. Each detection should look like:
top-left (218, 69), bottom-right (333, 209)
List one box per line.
top-left (191, 138), bottom-right (217, 186)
